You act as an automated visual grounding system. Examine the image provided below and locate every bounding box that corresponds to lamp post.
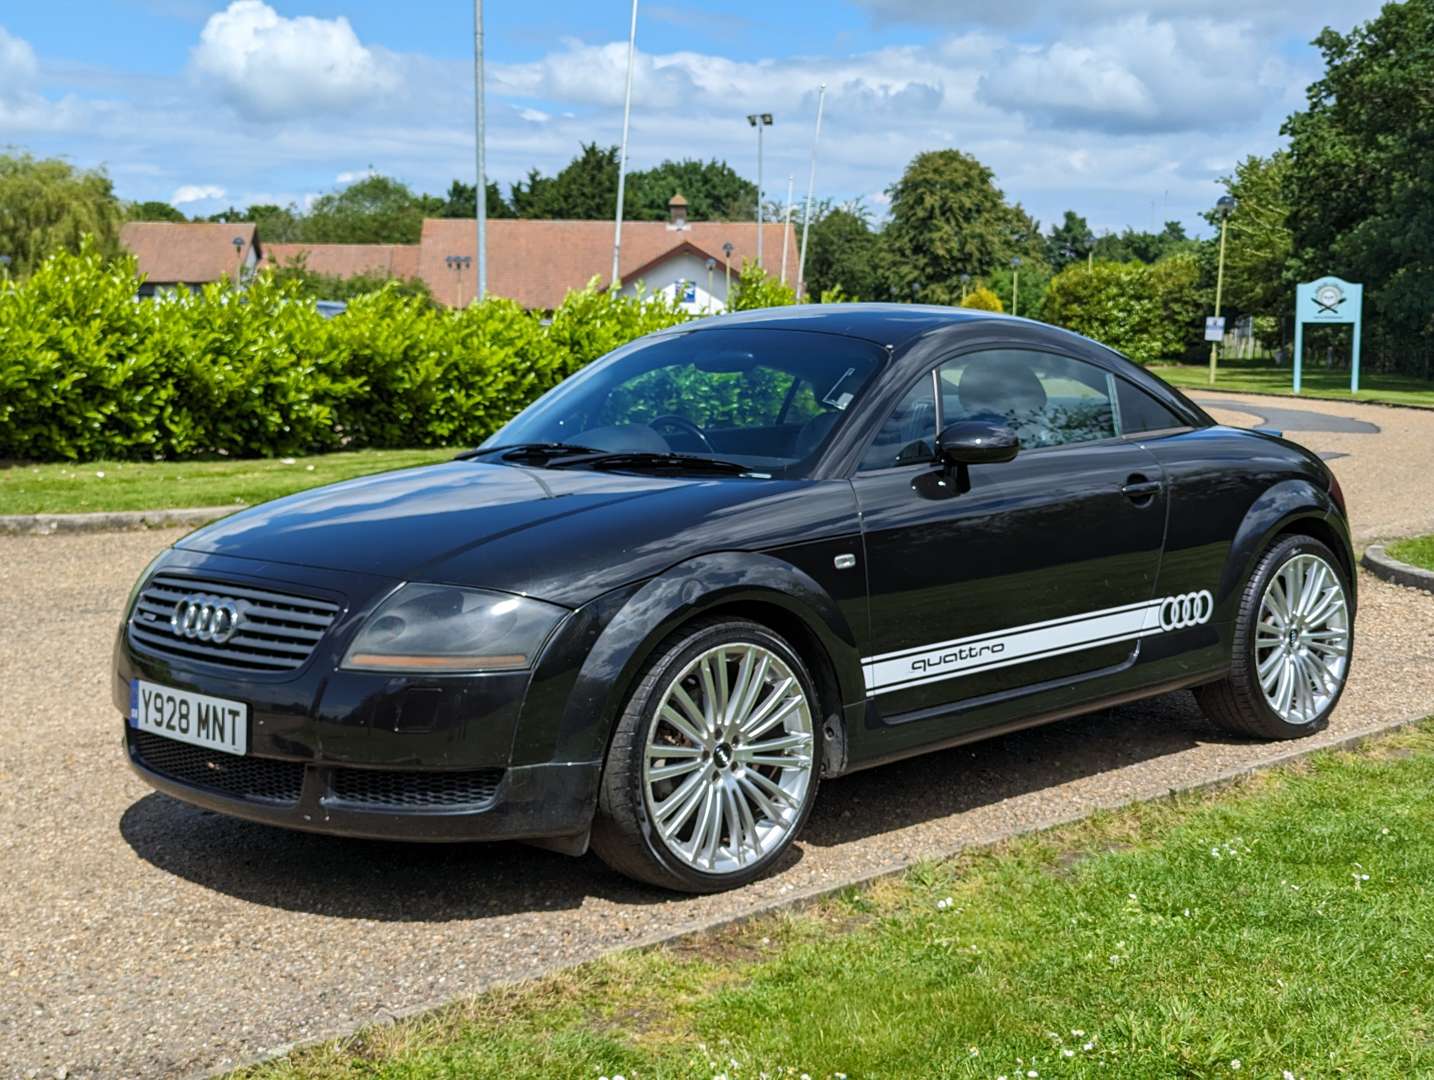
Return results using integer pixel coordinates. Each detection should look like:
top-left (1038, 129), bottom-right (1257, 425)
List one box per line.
top-left (722, 241), bottom-right (734, 307)
top-left (1010, 256), bottom-right (1022, 317)
top-left (1209, 194), bottom-right (1237, 384)
top-left (446, 254), bottom-right (472, 308)
top-left (231, 236), bottom-right (246, 286)
top-left (474, 0), bottom-right (487, 300)
top-left (959, 273), bottom-right (971, 306)
top-left (0, 255), bottom-right (12, 283)
top-left (705, 257), bottom-right (716, 313)
top-left (780, 173), bottom-right (795, 285)
top-left (746, 112), bottom-right (773, 269)
top-left (610, 0), bottom-right (639, 288)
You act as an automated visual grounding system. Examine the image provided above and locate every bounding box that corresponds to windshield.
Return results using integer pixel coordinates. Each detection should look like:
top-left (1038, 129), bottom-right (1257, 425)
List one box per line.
top-left (482, 327), bottom-right (886, 478)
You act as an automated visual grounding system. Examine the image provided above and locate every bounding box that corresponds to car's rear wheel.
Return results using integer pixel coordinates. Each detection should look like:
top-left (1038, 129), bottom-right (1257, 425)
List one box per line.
top-left (1197, 534), bottom-right (1353, 740)
top-left (590, 618), bottom-right (821, 892)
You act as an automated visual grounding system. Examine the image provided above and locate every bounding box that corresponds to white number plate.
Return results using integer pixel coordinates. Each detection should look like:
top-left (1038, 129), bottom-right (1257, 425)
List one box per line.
top-left (130, 679), bottom-right (248, 755)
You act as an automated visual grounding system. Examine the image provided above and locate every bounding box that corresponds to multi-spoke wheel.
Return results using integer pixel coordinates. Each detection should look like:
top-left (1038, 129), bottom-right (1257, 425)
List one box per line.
top-left (591, 619), bottom-right (822, 892)
top-left (1197, 534), bottom-right (1354, 740)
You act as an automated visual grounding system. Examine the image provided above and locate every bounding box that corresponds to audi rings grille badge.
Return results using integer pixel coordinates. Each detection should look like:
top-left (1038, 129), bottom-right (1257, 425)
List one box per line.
top-left (171, 593), bottom-right (245, 644)
top-left (1158, 590), bottom-right (1214, 631)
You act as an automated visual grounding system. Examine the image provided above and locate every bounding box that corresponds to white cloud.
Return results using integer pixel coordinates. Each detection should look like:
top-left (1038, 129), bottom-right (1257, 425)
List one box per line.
top-left (335, 168), bottom-right (377, 183)
top-left (171, 183), bottom-right (226, 205)
top-left (0, 26), bottom-right (39, 101)
top-left (516, 107), bottom-right (551, 124)
top-left (978, 17), bottom-right (1275, 134)
top-left (189, 1), bottom-right (400, 121)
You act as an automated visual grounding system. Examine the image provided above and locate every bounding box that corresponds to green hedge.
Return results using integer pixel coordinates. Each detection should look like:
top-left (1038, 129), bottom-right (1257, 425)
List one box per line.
top-left (1040, 253), bottom-right (1204, 363)
top-left (0, 247), bottom-right (687, 462)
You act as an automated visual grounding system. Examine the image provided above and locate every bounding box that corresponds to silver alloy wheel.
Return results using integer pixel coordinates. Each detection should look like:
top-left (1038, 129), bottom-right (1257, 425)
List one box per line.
top-left (1255, 552), bottom-right (1350, 725)
top-left (643, 642), bottom-right (815, 875)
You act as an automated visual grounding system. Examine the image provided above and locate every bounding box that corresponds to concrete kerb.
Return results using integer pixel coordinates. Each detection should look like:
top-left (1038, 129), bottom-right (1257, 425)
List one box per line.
top-left (0, 506), bottom-right (234, 536)
top-left (194, 710), bottom-right (1432, 1080)
top-left (1362, 544), bottom-right (1434, 595)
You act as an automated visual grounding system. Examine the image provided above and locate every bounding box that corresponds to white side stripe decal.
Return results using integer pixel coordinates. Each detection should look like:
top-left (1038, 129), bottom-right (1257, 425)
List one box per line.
top-left (862, 590), bottom-right (1214, 697)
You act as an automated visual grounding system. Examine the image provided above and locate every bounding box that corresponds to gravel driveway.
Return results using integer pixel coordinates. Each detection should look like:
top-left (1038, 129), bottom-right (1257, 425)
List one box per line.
top-left (3, 396), bottom-right (1432, 1080)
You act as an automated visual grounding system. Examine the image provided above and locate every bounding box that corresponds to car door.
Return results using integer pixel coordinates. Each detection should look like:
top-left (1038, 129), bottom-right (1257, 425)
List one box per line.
top-left (852, 347), bottom-right (1168, 728)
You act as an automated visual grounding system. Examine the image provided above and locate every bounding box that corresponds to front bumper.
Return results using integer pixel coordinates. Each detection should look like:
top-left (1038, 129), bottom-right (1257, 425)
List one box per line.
top-left (113, 548), bottom-right (611, 844)
top-left (124, 725), bottom-right (600, 842)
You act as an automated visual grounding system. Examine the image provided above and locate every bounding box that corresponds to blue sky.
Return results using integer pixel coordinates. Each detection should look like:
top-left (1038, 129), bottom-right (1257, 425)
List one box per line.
top-left (1, 0), bottom-right (1387, 236)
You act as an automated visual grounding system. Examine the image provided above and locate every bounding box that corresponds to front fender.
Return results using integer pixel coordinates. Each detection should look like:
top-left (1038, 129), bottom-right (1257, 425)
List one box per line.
top-left (1219, 478), bottom-right (1353, 619)
top-left (522, 550), bottom-right (864, 767)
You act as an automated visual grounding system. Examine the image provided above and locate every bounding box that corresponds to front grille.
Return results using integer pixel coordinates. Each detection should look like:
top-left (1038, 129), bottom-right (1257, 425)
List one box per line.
top-left (129, 573), bottom-right (340, 672)
top-left (328, 767), bottom-right (504, 810)
top-left (132, 730), bottom-right (306, 803)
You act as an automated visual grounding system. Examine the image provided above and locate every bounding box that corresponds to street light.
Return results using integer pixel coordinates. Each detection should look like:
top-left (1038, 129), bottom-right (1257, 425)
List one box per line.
top-left (747, 112), bottom-right (773, 269)
top-left (722, 241), bottom-right (735, 308)
top-left (232, 236), bottom-right (246, 286)
top-left (705, 257), bottom-right (716, 313)
top-left (1010, 256), bottom-right (1022, 317)
top-left (1209, 194), bottom-right (1238, 384)
top-left (959, 272), bottom-right (971, 306)
top-left (0, 254), bottom-right (11, 283)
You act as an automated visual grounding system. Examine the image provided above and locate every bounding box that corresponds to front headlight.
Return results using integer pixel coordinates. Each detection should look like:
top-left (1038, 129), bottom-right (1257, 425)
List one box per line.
top-left (341, 583), bottom-right (566, 674)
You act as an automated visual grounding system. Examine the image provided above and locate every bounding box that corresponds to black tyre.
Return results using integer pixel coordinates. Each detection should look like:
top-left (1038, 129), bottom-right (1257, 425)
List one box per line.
top-left (590, 618), bottom-right (822, 893)
top-left (1197, 534), bottom-right (1353, 740)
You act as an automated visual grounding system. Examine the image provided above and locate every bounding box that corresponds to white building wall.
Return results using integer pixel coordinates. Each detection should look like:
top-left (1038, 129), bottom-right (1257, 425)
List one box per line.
top-left (620, 250), bottom-right (730, 315)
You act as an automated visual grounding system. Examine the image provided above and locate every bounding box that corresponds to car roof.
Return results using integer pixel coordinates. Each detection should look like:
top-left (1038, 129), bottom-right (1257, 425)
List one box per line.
top-left (681, 303), bottom-right (1006, 349)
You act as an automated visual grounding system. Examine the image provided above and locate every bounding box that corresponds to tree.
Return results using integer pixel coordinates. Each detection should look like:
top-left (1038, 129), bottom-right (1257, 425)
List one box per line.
top-left (1092, 222), bottom-right (1193, 265)
top-left (299, 175), bottom-right (437, 243)
top-left (127, 201), bottom-right (188, 223)
top-left (1046, 210), bottom-right (1095, 269)
top-left (1041, 253), bottom-right (1204, 363)
top-left (879, 150), bottom-right (1018, 304)
top-left (1283, 0), bottom-right (1434, 370)
top-left (207, 203), bottom-right (303, 242)
top-left (805, 207), bottom-right (881, 300)
top-left (0, 153), bottom-right (123, 276)
top-left (439, 179), bottom-right (513, 219)
top-left (627, 158), bottom-right (757, 221)
top-left (1202, 153), bottom-right (1293, 324)
top-left (510, 143), bottom-right (619, 219)
top-left (729, 261), bottom-right (796, 310)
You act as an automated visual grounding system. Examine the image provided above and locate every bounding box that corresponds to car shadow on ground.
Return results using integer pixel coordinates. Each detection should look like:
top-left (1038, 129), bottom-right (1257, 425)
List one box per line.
top-left (119, 690), bottom-right (1246, 922)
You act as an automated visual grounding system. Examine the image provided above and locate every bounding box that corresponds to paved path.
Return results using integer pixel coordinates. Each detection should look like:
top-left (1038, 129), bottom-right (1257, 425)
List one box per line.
top-left (2, 400), bottom-right (1433, 1079)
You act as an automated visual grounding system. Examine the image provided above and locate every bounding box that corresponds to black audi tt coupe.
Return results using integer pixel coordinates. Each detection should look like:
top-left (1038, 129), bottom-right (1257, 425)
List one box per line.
top-left (115, 305), bottom-right (1356, 892)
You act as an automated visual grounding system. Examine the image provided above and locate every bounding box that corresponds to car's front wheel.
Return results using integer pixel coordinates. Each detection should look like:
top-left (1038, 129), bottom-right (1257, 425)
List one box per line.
top-left (590, 618), bottom-right (821, 892)
top-left (1197, 533), bottom-right (1353, 740)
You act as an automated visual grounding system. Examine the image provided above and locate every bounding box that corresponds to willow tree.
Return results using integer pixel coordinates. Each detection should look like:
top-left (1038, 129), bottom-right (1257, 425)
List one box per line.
top-left (0, 153), bottom-right (123, 276)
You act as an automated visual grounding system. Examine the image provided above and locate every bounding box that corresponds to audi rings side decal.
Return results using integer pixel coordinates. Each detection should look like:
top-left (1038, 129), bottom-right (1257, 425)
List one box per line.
top-left (1157, 590), bottom-right (1214, 631)
top-left (170, 593), bottom-right (245, 644)
top-left (862, 589), bottom-right (1218, 697)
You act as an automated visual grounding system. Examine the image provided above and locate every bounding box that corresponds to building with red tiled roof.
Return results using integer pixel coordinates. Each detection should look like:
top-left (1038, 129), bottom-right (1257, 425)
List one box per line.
top-left (119, 222), bottom-right (260, 296)
top-left (420, 199), bottom-right (797, 311)
top-left (262, 243), bottom-right (420, 281)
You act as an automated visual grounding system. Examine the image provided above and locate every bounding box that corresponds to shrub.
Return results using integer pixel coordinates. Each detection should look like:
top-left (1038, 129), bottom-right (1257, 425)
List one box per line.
top-left (960, 286), bottom-right (1004, 312)
top-left (0, 252), bottom-right (697, 462)
top-left (1040, 255), bottom-right (1204, 362)
top-left (730, 261), bottom-right (796, 310)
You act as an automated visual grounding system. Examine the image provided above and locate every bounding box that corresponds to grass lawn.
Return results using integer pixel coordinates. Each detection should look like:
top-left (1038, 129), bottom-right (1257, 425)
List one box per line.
top-left (239, 722), bottom-right (1434, 1080)
top-left (1149, 355), bottom-right (1434, 408)
top-left (1388, 534), bottom-right (1434, 572)
top-left (0, 448), bottom-right (455, 516)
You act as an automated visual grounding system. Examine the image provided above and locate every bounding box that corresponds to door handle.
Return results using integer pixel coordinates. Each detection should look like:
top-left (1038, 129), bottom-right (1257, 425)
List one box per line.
top-left (1121, 476), bottom-right (1162, 503)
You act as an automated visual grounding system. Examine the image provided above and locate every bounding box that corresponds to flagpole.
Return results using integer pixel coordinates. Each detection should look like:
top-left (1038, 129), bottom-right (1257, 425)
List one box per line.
top-left (473, 0), bottom-right (487, 301)
top-left (611, 0), bottom-right (639, 287)
top-left (796, 83), bottom-right (825, 302)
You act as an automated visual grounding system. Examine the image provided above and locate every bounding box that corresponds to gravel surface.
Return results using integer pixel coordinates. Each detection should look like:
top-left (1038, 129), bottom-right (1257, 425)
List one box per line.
top-left (3, 398), bottom-right (1433, 1080)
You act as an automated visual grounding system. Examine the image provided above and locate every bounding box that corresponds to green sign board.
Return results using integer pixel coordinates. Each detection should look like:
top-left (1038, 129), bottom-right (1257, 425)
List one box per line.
top-left (1294, 276), bottom-right (1363, 394)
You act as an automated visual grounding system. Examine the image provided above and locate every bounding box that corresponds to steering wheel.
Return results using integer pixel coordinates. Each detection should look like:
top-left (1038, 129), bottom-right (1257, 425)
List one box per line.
top-left (649, 414), bottom-right (715, 453)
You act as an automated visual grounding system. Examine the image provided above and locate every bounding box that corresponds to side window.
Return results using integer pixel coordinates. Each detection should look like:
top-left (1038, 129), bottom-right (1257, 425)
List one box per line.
top-left (938, 349), bottom-right (1117, 449)
top-left (858, 373), bottom-right (937, 471)
top-left (1115, 378), bottom-right (1188, 434)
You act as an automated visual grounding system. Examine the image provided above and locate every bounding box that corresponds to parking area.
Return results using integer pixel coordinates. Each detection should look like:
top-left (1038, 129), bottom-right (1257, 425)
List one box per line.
top-left (3, 393), bottom-right (1432, 1080)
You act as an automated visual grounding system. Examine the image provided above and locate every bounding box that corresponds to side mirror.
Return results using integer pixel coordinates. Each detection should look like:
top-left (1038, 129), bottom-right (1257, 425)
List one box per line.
top-left (936, 420), bottom-right (1019, 467)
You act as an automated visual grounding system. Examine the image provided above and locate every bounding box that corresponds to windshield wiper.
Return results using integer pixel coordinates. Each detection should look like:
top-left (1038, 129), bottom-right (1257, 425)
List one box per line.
top-left (454, 442), bottom-right (601, 463)
top-left (549, 451), bottom-right (760, 476)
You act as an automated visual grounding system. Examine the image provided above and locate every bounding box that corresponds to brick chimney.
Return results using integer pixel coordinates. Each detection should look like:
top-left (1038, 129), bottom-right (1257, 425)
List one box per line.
top-left (667, 192), bottom-right (689, 230)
